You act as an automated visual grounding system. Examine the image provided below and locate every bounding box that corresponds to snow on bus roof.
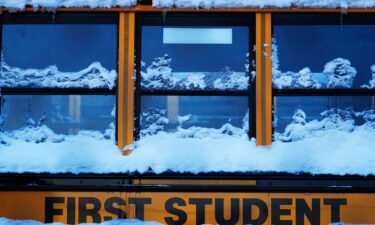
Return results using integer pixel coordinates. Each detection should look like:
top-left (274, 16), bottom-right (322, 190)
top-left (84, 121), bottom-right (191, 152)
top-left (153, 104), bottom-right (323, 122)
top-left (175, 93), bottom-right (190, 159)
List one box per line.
top-left (153, 0), bottom-right (375, 9)
top-left (0, 0), bottom-right (374, 10)
top-left (0, 0), bottom-right (137, 10)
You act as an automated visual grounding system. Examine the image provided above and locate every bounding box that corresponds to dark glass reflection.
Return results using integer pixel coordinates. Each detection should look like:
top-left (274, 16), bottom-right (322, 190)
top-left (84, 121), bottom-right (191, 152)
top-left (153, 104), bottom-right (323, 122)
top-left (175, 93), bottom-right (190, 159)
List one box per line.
top-left (1, 95), bottom-right (115, 134)
top-left (2, 24), bottom-right (117, 71)
top-left (141, 96), bottom-right (248, 131)
top-left (141, 26), bottom-right (249, 90)
top-left (274, 96), bottom-right (375, 132)
top-left (274, 25), bottom-right (375, 88)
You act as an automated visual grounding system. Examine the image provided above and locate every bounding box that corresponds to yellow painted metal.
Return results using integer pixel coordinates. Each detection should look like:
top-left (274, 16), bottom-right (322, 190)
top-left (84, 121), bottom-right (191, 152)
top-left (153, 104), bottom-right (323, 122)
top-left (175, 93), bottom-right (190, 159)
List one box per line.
top-left (256, 13), bottom-right (272, 146)
top-left (1, 191), bottom-right (375, 224)
top-left (133, 179), bottom-right (257, 185)
top-left (117, 12), bottom-right (135, 150)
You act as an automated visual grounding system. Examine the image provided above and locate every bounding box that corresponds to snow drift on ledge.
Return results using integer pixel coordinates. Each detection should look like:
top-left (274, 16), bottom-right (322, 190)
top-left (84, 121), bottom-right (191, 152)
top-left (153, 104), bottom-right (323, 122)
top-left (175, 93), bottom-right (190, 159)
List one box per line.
top-left (0, 218), bottom-right (162, 225)
top-left (0, 61), bottom-right (117, 89)
top-left (1, 123), bottom-right (375, 175)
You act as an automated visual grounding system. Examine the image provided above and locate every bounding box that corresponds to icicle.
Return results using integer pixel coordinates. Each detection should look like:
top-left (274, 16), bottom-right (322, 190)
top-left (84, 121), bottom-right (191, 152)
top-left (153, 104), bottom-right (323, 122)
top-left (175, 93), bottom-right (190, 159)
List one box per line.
top-left (339, 7), bottom-right (348, 31)
top-left (162, 8), bottom-right (168, 24)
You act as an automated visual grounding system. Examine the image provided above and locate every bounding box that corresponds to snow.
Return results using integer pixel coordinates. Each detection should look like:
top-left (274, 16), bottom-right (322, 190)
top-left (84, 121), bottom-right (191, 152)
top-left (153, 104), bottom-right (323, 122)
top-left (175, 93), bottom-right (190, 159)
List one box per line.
top-left (0, 61), bottom-right (117, 89)
top-left (181, 73), bottom-right (206, 89)
top-left (273, 57), bottom-right (360, 89)
top-left (361, 65), bottom-right (375, 89)
top-left (275, 108), bottom-right (358, 142)
top-left (0, 0), bottom-right (136, 10)
top-left (272, 39), bottom-right (321, 89)
top-left (141, 54), bottom-right (249, 91)
top-left (1, 109), bottom-right (375, 175)
top-left (152, 0), bottom-right (375, 8)
top-left (140, 108), bottom-right (169, 136)
top-left (0, 218), bottom-right (161, 225)
top-left (324, 58), bottom-right (357, 88)
top-left (0, 0), bottom-right (374, 10)
top-left (272, 38), bottom-right (374, 89)
top-left (273, 68), bottom-right (321, 89)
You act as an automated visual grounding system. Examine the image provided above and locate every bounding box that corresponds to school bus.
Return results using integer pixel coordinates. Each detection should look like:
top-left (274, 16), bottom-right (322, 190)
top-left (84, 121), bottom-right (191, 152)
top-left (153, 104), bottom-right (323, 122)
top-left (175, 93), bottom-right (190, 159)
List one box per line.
top-left (0, 1), bottom-right (375, 224)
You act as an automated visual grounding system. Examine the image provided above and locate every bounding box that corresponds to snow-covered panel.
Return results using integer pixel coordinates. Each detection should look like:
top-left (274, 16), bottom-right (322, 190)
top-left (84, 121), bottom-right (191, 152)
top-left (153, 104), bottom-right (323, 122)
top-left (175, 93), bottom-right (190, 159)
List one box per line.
top-left (141, 55), bottom-right (249, 91)
top-left (0, 0), bottom-right (136, 10)
top-left (0, 218), bottom-right (162, 225)
top-left (0, 61), bottom-right (117, 89)
top-left (153, 0), bottom-right (375, 8)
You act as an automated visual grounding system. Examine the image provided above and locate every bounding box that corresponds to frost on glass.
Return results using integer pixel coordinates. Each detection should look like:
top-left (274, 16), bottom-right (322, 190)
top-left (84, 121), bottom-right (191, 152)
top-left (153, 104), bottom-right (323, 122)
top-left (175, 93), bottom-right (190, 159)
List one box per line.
top-left (0, 95), bottom-right (115, 145)
top-left (140, 96), bottom-right (249, 137)
top-left (141, 26), bottom-right (250, 91)
top-left (272, 24), bottom-right (375, 89)
top-left (274, 96), bottom-right (375, 142)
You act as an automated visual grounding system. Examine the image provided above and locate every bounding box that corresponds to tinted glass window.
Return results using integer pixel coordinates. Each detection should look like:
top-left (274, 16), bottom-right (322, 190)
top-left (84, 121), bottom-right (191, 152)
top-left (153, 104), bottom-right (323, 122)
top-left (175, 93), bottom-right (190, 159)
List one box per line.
top-left (2, 24), bottom-right (117, 71)
top-left (1, 95), bottom-right (115, 134)
top-left (141, 26), bottom-right (249, 90)
top-left (141, 96), bottom-right (248, 133)
top-left (274, 96), bottom-right (375, 132)
top-left (273, 24), bottom-right (375, 88)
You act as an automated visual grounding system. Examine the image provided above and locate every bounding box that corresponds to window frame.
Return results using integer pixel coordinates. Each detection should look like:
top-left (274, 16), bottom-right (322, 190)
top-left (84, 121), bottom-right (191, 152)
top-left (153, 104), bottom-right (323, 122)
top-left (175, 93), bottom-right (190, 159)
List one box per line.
top-left (135, 13), bottom-right (256, 139)
top-left (0, 12), bottom-right (119, 137)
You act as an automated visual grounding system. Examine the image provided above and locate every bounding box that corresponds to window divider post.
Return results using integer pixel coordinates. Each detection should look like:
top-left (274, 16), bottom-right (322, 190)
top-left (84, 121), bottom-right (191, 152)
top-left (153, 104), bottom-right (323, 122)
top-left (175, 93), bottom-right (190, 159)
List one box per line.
top-left (255, 12), bottom-right (273, 146)
top-left (118, 12), bottom-right (135, 151)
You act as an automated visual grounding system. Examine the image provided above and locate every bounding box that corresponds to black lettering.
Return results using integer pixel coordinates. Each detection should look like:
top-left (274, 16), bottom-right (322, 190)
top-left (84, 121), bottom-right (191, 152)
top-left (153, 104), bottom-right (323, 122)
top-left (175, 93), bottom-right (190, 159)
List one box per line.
top-left (324, 199), bottom-right (347, 223)
top-left (215, 198), bottom-right (240, 225)
top-left (243, 198), bottom-right (268, 225)
top-left (296, 199), bottom-right (320, 225)
top-left (164, 197), bottom-right (187, 225)
top-left (45, 197), bottom-right (64, 223)
top-left (104, 197), bottom-right (127, 221)
top-left (67, 197), bottom-right (76, 224)
top-left (78, 197), bottom-right (101, 223)
top-left (128, 198), bottom-right (152, 220)
top-left (189, 198), bottom-right (212, 225)
top-left (271, 199), bottom-right (292, 225)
